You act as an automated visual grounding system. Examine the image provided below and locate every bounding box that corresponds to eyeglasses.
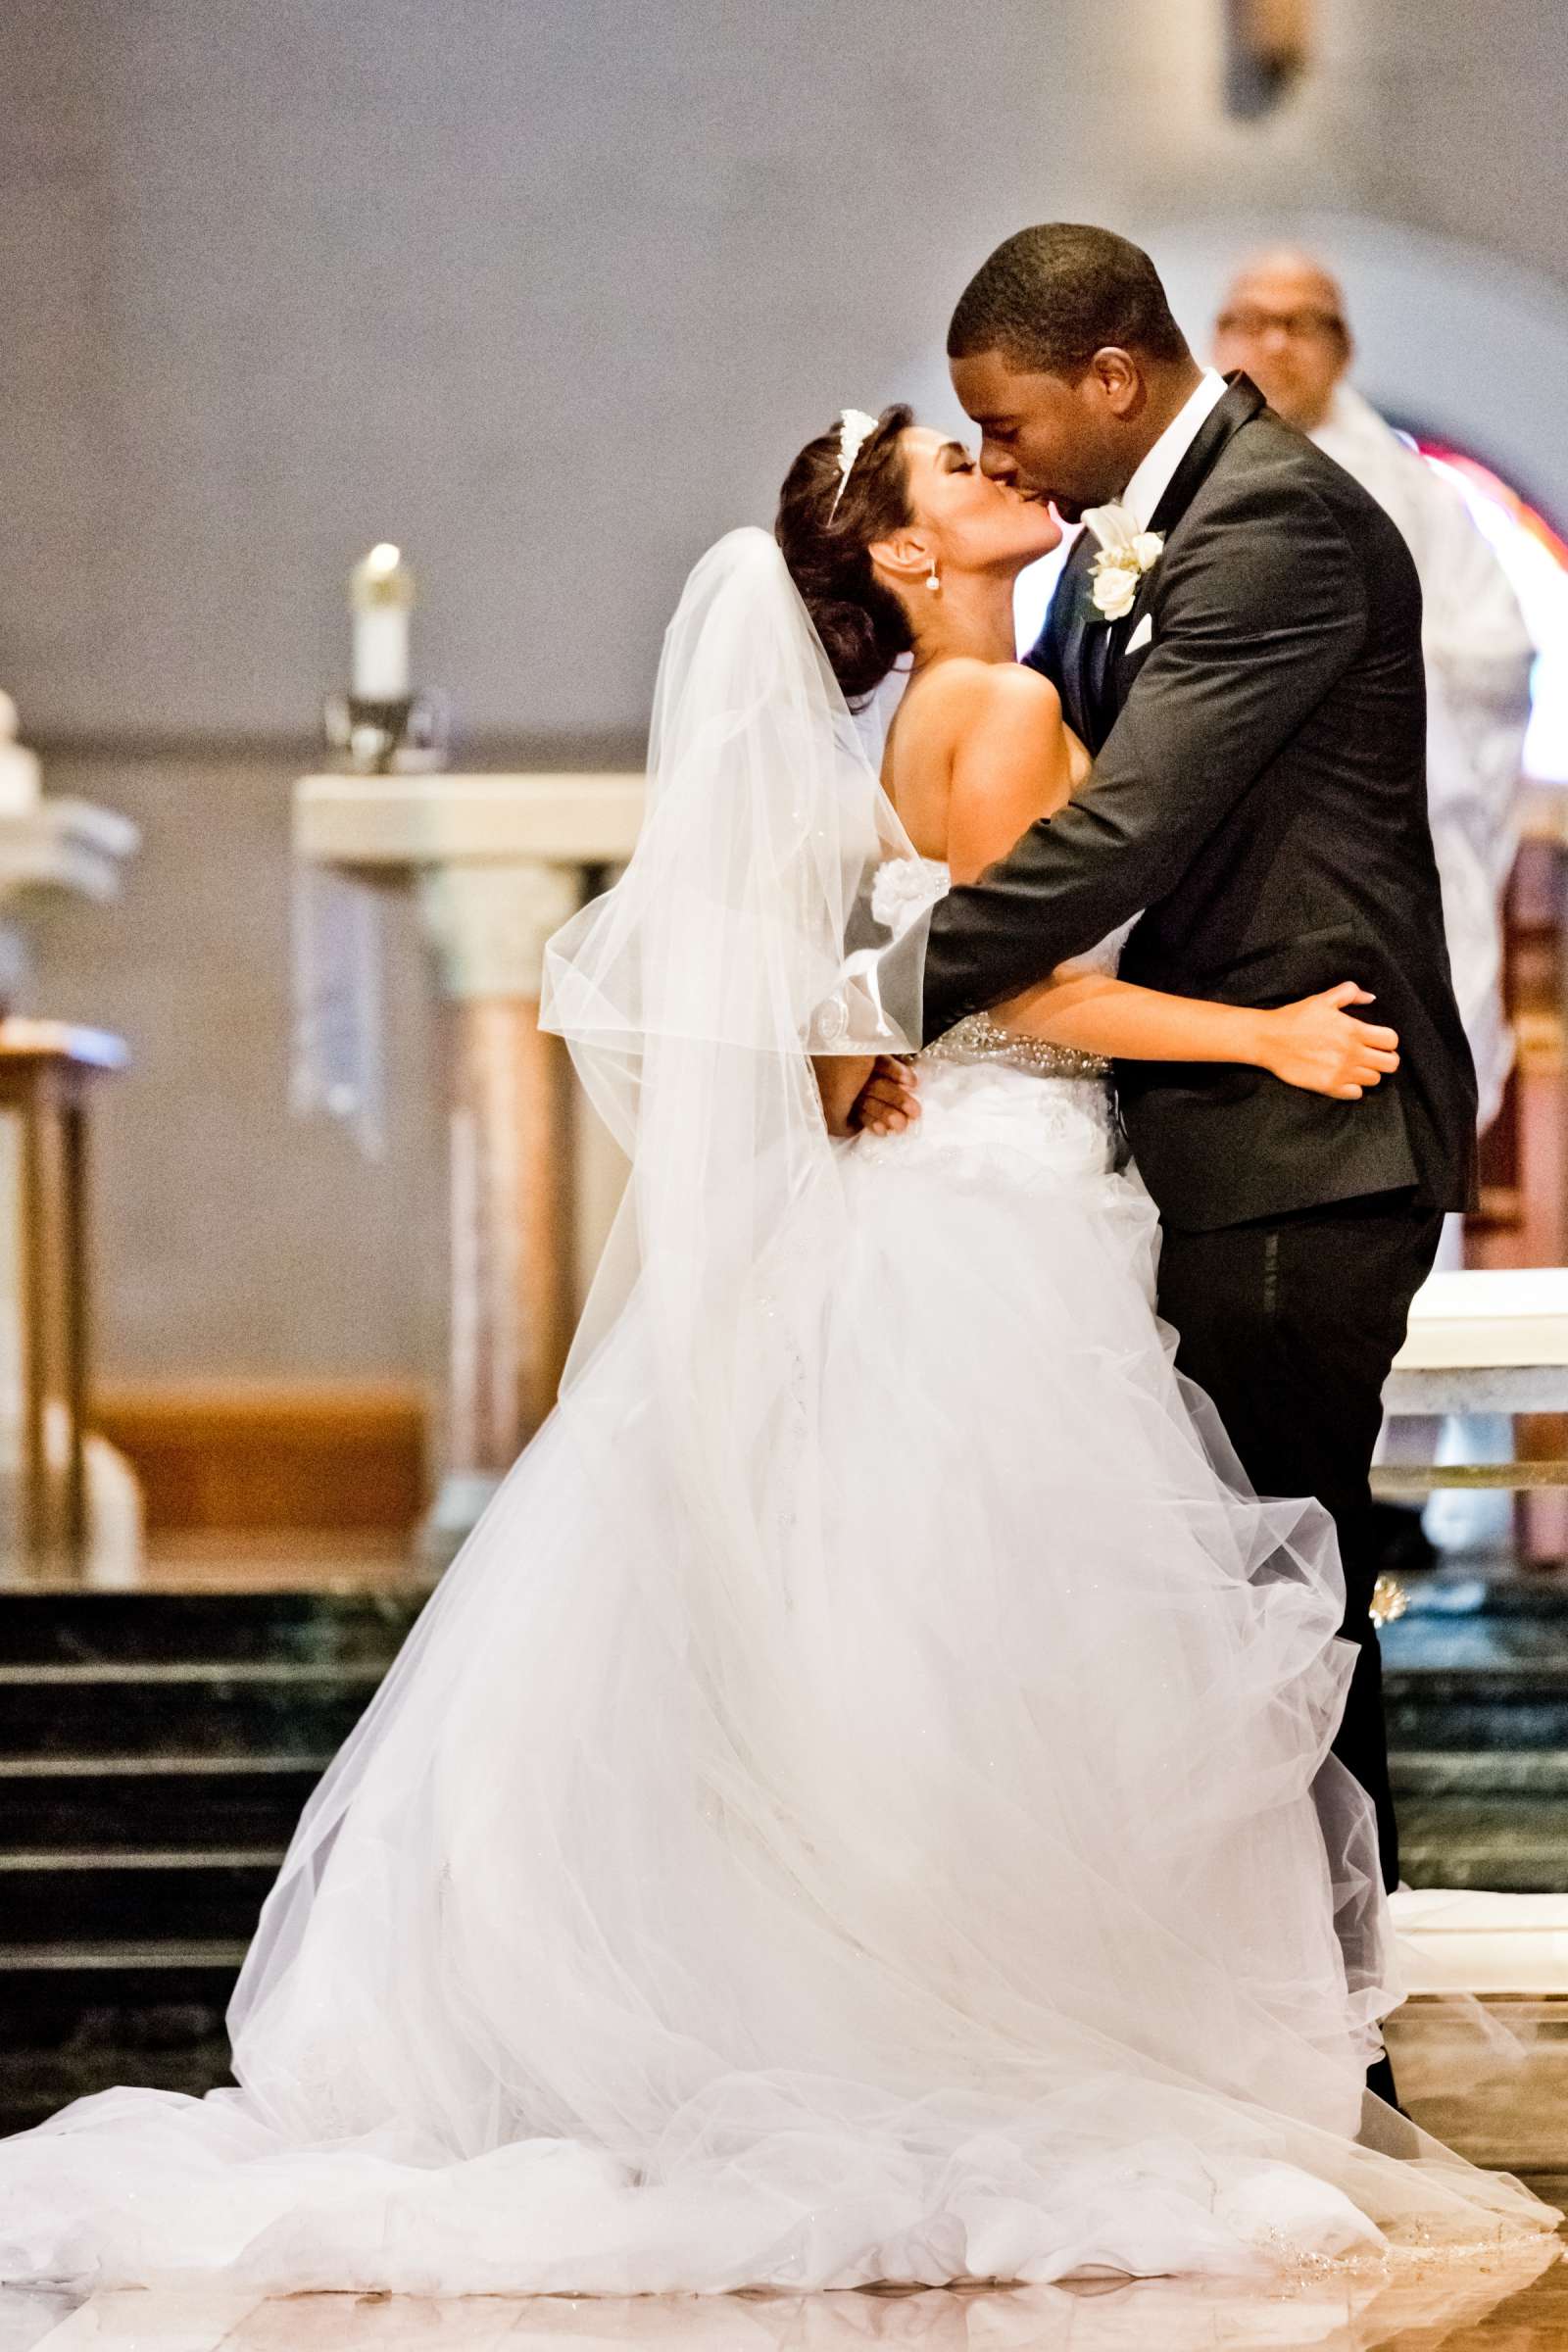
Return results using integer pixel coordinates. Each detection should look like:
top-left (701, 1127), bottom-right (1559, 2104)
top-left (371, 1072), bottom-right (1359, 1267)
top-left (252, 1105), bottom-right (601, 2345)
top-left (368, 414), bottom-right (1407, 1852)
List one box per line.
top-left (1216, 306), bottom-right (1348, 344)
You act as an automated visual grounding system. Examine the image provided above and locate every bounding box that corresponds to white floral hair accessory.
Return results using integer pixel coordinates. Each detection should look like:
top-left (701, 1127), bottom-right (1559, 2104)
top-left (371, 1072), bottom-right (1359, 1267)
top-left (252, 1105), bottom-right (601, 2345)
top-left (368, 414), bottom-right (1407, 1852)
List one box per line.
top-left (828, 409), bottom-right (882, 518)
top-left (1083, 502), bottom-right (1164, 621)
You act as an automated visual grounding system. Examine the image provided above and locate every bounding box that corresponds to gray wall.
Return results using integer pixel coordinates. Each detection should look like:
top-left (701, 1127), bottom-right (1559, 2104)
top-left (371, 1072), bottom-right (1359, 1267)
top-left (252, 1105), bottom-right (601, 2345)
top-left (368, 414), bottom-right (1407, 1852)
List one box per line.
top-left (31, 747), bottom-right (444, 1380)
top-left (3, 0), bottom-right (1566, 1377)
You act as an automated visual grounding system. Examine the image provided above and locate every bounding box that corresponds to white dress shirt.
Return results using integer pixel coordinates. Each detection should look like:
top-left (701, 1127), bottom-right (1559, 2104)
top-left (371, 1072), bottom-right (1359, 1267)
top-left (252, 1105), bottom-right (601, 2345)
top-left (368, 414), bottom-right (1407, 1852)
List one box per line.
top-left (1120, 368), bottom-right (1229, 532)
top-left (1012, 371), bottom-right (1229, 651)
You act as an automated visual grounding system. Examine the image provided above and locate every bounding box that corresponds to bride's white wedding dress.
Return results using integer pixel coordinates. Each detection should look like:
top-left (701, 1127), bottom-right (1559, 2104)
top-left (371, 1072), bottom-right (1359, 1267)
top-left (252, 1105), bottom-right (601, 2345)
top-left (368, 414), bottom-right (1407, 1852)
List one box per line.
top-left (0, 534), bottom-right (1549, 2294)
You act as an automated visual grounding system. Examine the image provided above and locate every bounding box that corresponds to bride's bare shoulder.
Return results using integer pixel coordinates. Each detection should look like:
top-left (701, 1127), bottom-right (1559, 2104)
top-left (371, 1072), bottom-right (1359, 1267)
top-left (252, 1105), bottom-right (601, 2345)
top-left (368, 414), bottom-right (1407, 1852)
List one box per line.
top-left (943, 663), bottom-right (1075, 871)
top-left (903, 659), bottom-right (1060, 764)
top-left (937, 660), bottom-right (1063, 752)
top-left (931, 660), bottom-right (1062, 752)
top-left (920, 659), bottom-right (1060, 719)
top-left (888, 662), bottom-right (1067, 861)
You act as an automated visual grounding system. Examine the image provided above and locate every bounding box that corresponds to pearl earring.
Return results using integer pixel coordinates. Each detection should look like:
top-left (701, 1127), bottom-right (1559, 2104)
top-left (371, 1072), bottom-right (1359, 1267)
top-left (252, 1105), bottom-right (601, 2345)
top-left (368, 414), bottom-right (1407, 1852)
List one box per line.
top-left (925, 563), bottom-right (941, 594)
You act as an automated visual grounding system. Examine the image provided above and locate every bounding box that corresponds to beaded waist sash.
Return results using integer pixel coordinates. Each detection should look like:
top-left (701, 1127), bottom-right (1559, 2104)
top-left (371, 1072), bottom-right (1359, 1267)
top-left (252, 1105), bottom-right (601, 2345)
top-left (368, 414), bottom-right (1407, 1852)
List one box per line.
top-left (920, 1011), bottom-right (1109, 1082)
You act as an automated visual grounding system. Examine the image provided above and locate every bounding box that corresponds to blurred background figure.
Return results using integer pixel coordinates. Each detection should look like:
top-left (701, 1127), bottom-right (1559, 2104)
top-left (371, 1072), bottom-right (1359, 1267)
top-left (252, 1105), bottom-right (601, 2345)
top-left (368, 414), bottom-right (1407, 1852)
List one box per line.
top-left (1215, 249), bottom-right (1536, 1143)
top-left (1216, 251), bottom-right (1537, 1565)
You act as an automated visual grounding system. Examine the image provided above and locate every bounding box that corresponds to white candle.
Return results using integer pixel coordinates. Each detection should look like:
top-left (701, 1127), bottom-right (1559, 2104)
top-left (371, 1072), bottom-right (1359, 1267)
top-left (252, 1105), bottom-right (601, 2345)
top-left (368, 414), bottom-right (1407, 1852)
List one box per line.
top-left (350, 543), bottom-right (414, 700)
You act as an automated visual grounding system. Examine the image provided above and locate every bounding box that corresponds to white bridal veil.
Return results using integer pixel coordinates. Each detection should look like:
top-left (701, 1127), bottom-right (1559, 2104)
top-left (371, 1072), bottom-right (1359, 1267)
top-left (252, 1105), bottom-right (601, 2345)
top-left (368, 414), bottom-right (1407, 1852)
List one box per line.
top-left (539, 522), bottom-right (927, 1619)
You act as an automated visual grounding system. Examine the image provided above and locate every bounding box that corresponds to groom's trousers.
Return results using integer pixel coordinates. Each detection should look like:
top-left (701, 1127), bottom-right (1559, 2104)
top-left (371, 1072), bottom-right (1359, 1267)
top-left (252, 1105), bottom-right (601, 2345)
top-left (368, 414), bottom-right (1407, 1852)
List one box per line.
top-left (1152, 1188), bottom-right (1446, 1898)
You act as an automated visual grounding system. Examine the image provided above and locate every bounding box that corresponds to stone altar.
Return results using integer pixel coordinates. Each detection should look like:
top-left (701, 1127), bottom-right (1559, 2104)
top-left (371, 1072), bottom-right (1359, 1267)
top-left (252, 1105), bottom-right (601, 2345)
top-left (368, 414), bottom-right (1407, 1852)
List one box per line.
top-left (292, 773), bottom-right (644, 1563)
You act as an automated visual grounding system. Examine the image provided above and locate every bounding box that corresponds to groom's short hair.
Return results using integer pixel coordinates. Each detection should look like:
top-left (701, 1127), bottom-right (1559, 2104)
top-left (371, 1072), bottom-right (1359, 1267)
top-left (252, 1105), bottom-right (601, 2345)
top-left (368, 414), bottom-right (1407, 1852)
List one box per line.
top-left (949, 224), bottom-right (1190, 378)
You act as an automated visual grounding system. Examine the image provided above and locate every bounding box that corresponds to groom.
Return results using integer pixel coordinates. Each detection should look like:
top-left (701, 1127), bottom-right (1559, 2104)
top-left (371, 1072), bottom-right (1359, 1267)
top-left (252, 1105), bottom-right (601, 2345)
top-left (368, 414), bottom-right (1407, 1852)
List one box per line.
top-left (861, 225), bottom-right (1475, 2077)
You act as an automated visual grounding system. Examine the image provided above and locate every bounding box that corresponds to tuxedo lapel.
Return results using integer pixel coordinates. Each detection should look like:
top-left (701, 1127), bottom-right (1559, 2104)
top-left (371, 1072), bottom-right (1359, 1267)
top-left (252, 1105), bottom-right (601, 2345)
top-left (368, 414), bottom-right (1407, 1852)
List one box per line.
top-left (1090, 378), bottom-right (1269, 740)
top-left (1029, 380), bottom-right (1266, 750)
top-left (1146, 374), bottom-right (1266, 540)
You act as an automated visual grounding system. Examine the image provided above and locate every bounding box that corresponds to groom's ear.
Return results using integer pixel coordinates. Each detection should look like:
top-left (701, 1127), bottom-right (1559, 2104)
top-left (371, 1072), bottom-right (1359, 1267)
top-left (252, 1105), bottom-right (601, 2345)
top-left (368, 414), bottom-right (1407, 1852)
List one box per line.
top-left (1086, 347), bottom-right (1145, 419)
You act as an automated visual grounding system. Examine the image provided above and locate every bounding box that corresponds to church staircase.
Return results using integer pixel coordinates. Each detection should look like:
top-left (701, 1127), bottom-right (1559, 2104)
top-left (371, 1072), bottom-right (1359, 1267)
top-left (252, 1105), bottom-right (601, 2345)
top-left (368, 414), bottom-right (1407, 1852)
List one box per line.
top-left (1384, 1568), bottom-right (1568, 1893)
top-left (0, 1590), bottom-right (420, 2135)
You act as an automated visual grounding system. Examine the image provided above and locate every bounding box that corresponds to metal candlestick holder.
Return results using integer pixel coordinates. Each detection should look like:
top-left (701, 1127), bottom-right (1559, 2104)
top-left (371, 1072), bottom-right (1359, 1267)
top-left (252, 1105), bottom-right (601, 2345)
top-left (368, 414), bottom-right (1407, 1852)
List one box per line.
top-left (323, 690), bottom-right (450, 776)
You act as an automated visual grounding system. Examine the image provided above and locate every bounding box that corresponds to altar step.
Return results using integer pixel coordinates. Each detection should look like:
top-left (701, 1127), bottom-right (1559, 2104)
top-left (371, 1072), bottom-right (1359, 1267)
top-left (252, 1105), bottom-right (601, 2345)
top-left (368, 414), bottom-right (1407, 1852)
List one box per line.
top-left (0, 1669), bottom-right (382, 1759)
top-left (0, 1852), bottom-right (285, 1942)
top-left (0, 1588), bottom-right (421, 2137)
top-left (1381, 1572), bottom-right (1568, 1894)
top-left (0, 1756), bottom-right (327, 1849)
top-left (1386, 1665), bottom-right (1568, 1753)
top-left (1392, 1749), bottom-right (1568, 1890)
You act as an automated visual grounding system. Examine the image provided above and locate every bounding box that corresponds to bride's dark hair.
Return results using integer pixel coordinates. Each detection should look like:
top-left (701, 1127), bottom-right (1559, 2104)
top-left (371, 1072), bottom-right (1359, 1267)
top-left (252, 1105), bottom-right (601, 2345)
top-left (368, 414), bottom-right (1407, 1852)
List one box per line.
top-left (775, 404), bottom-right (914, 706)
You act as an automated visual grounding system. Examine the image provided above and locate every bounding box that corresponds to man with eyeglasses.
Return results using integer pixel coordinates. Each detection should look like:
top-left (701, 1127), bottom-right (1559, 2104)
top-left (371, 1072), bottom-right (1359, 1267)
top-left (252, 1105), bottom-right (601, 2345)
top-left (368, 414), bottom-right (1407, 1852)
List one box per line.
top-left (1217, 250), bottom-right (1536, 1565)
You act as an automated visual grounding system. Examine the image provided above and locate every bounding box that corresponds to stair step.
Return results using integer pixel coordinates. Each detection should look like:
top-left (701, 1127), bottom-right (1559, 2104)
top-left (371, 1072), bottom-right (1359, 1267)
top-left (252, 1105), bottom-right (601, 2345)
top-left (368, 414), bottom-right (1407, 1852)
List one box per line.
top-left (1380, 1619), bottom-right (1568, 1669)
top-left (1398, 1573), bottom-right (1568, 1621)
top-left (1385, 1664), bottom-right (1568, 1696)
top-left (0, 1943), bottom-right (243, 2050)
top-left (0, 1941), bottom-right (249, 1970)
top-left (0, 1847), bottom-right (285, 1868)
top-left (0, 1756), bottom-right (326, 1850)
top-left (1387, 1705), bottom-right (1568, 1750)
top-left (1399, 1842), bottom-right (1568, 1892)
top-left (0, 2038), bottom-right (232, 2137)
top-left (0, 1592), bottom-right (421, 1668)
top-left (1382, 1739), bottom-right (1568, 1888)
top-left (0, 1753), bottom-right (335, 1775)
top-left (0, 1592), bottom-right (408, 2112)
top-left (1384, 1661), bottom-right (1568, 1750)
top-left (0, 1678), bottom-right (378, 1758)
top-left (1391, 1749), bottom-right (1568, 1796)
top-left (1397, 1796), bottom-right (1568, 1843)
top-left (0, 1660), bottom-right (386, 1686)
top-left (0, 1855), bottom-right (278, 1942)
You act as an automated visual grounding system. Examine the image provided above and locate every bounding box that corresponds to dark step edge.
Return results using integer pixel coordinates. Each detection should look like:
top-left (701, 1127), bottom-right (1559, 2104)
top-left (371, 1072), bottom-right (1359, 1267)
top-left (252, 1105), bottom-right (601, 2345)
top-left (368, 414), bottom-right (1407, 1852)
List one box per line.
top-left (1392, 1745), bottom-right (1568, 1771)
top-left (1385, 1668), bottom-right (1568, 1694)
top-left (0, 1754), bottom-right (334, 1778)
top-left (0, 1849), bottom-right (287, 1871)
top-left (0, 1942), bottom-right (249, 1970)
top-left (0, 1663), bottom-right (389, 1687)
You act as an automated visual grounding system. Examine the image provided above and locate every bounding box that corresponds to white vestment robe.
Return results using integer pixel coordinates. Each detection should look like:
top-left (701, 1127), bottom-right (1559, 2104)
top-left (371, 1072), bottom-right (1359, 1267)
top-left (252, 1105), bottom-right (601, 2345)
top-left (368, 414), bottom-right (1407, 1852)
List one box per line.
top-left (1312, 386), bottom-right (1535, 1130)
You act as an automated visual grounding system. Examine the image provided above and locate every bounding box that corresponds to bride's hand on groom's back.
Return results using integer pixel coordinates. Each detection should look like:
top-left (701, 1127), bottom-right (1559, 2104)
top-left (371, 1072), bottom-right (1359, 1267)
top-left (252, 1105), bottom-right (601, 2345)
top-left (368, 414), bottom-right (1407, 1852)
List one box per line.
top-left (1261, 984), bottom-right (1399, 1101)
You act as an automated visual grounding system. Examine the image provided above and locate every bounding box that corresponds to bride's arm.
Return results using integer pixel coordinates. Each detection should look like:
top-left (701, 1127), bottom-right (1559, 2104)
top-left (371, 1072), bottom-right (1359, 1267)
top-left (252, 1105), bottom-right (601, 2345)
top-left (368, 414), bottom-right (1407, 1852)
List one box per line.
top-left (949, 669), bottom-right (1399, 1102)
top-left (1007, 970), bottom-right (1397, 1100)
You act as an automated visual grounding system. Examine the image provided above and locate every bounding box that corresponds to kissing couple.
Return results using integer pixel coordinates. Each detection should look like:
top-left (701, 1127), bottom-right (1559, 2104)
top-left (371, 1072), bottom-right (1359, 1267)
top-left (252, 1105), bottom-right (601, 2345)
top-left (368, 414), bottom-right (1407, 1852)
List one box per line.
top-left (0, 224), bottom-right (1552, 2295)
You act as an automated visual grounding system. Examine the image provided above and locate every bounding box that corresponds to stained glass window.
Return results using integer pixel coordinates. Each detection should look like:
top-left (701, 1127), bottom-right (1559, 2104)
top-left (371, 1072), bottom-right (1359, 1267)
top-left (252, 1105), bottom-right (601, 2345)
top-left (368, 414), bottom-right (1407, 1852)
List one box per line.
top-left (1413, 442), bottom-right (1568, 785)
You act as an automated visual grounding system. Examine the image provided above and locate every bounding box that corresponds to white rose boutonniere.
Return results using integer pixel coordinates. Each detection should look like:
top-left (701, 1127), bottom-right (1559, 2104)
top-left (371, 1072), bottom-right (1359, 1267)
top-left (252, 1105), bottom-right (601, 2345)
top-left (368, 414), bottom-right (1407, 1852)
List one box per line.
top-left (1084, 505), bottom-right (1164, 622)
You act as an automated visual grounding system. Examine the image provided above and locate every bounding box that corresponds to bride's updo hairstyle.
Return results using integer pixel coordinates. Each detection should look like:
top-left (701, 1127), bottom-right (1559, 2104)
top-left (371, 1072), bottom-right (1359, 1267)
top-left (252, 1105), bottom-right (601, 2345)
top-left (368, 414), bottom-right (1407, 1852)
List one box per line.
top-left (775, 404), bottom-right (915, 706)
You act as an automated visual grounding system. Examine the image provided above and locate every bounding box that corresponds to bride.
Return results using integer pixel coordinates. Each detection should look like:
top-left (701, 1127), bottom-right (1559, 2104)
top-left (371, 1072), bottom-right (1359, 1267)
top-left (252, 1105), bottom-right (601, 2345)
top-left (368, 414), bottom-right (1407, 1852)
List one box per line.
top-left (0, 410), bottom-right (1553, 2297)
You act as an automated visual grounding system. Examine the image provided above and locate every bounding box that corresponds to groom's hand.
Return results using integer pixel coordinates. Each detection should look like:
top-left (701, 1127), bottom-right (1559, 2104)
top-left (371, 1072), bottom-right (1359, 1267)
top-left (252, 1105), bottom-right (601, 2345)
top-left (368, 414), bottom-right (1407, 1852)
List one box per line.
top-left (852, 1055), bottom-right (921, 1136)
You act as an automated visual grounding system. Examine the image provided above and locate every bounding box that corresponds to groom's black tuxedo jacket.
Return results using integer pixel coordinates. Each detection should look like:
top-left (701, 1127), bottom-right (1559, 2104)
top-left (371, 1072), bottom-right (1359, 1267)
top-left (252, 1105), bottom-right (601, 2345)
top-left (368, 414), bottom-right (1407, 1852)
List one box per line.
top-left (919, 376), bottom-right (1478, 1232)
